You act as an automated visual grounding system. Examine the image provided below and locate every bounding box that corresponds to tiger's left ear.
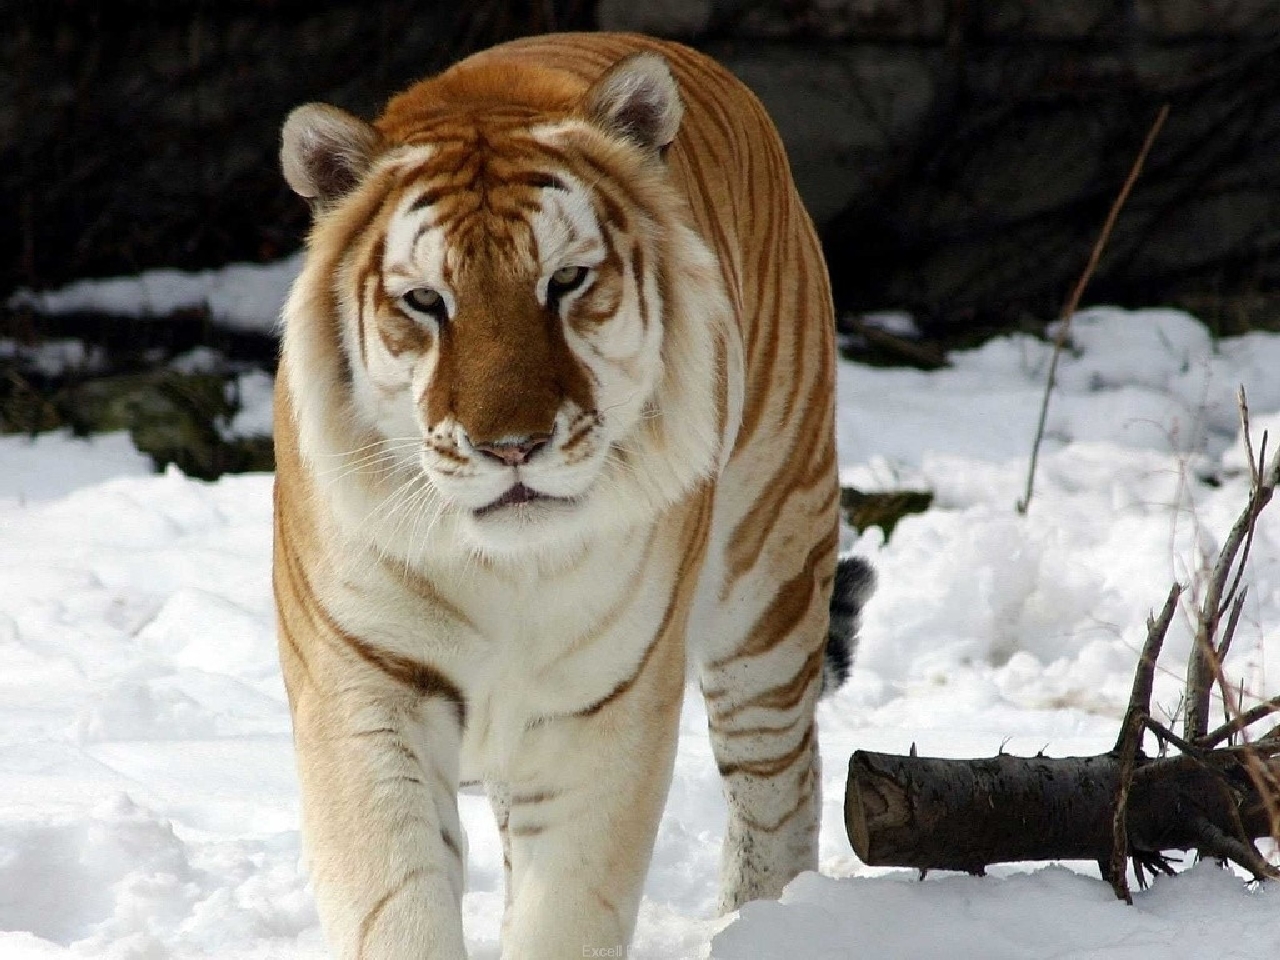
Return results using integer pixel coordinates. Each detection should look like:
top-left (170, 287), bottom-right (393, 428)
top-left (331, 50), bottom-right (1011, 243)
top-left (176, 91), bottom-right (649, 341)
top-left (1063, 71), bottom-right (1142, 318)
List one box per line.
top-left (583, 53), bottom-right (683, 157)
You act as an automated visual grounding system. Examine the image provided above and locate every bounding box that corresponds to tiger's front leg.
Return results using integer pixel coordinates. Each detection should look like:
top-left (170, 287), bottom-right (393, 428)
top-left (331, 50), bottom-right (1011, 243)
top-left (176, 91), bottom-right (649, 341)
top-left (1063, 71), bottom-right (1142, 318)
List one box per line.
top-left (498, 629), bottom-right (685, 960)
top-left (289, 670), bottom-right (469, 960)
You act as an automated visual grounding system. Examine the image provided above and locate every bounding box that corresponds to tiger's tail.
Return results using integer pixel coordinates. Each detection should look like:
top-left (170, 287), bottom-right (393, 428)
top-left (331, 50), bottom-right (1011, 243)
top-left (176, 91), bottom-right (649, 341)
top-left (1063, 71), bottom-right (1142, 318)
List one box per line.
top-left (821, 554), bottom-right (875, 697)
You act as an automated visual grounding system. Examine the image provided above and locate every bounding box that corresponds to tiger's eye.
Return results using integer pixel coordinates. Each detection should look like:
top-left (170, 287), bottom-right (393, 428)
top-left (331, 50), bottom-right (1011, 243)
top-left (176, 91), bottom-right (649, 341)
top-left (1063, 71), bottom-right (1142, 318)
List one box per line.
top-left (402, 287), bottom-right (446, 319)
top-left (547, 266), bottom-right (589, 302)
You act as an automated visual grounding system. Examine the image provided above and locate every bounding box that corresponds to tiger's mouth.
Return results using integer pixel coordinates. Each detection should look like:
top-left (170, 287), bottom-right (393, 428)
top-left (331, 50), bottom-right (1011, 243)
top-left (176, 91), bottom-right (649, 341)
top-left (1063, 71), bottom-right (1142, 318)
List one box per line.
top-left (473, 482), bottom-right (577, 518)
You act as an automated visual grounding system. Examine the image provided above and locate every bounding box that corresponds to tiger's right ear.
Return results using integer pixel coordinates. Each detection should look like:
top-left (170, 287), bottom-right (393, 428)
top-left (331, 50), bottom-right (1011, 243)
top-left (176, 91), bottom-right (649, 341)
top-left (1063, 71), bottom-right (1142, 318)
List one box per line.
top-left (280, 103), bottom-right (383, 207)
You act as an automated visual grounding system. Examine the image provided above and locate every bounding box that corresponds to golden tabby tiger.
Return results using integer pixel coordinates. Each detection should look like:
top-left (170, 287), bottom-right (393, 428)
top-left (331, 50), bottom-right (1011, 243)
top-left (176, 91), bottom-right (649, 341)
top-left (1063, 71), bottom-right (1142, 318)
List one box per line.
top-left (274, 31), bottom-right (871, 960)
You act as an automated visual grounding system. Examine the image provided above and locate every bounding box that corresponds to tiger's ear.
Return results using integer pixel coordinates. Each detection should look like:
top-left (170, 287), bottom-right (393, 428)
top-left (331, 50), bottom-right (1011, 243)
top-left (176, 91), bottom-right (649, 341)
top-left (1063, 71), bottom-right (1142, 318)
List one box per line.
top-left (583, 53), bottom-right (683, 156)
top-left (280, 103), bottom-right (383, 207)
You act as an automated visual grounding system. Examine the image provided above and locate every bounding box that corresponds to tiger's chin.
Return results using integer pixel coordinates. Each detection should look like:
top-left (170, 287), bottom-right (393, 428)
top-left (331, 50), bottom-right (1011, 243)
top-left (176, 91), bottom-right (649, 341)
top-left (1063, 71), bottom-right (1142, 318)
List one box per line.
top-left (454, 481), bottom-right (595, 558)
top-left (473, 482), bottom-right (578, 519)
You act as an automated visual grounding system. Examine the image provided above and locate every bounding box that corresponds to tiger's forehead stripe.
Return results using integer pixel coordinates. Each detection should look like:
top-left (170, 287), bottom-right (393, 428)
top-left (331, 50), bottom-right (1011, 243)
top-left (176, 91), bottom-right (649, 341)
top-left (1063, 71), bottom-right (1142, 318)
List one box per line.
top-left (404, 172), bottom-right (567, 221)
top-left (396, 164), bottom-right (559, 263)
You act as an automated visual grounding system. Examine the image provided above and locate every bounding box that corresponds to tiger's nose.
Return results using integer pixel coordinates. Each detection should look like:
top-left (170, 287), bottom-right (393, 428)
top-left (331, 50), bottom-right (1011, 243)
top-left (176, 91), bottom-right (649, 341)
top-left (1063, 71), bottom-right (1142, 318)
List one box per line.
top-left (472, 433), bottom-right (552, 467)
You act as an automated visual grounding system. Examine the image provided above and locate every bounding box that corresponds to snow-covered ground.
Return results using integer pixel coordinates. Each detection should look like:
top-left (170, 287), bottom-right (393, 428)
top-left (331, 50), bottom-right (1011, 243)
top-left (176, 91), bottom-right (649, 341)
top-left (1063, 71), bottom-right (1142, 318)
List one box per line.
top-left (2, 284), bottom-right (1279, 957)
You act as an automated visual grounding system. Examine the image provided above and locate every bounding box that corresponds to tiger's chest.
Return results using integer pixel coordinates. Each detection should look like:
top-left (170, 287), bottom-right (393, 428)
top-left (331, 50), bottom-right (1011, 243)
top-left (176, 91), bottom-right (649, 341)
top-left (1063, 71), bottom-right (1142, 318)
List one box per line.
top-left (402, 524), bottom-right (691, 780)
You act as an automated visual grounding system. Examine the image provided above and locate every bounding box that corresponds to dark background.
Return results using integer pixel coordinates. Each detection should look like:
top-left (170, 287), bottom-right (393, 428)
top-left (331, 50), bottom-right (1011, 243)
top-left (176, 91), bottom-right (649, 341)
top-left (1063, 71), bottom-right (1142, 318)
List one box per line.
top-left (4, 0), bottom-right (1280, 472)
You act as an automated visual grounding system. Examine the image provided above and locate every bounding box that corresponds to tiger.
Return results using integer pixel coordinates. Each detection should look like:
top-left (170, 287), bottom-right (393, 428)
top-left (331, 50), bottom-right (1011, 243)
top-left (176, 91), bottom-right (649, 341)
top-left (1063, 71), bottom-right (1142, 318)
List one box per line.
top-left (273, 30), bottom-right (873, 960)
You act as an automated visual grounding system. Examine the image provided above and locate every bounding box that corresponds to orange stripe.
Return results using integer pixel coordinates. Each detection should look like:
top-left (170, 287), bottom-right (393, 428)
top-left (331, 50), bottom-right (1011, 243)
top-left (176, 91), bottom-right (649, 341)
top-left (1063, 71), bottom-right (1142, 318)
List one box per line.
top-left (344, 633), bottom-right (468, 729)
top-left (275, 485), bottom-right (468, 728)
top-left (716, 723), bottom-right (815, 779)
top-left (706, 643), bottom-right (825, 723)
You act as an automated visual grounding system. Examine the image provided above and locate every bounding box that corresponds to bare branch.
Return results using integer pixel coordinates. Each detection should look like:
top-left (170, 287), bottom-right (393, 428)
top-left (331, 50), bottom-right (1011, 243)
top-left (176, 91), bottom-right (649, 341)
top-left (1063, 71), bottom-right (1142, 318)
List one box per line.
top-left (1192, 818), bottom-right (1280, 881)
top-left (1215, 588), bottom-right (1248, 670)
top-left (1143, 716), bottom-right (1207, 763)
top-left (1018, 103), bottom-right (1169, 515)
top-left (1111, 582), bottom-right (1182, 903)
top-left (1185, 393), bottom-right (1278, 741)
top-left (1203, 696), bottom-right (1280, 749)
top-left (1239, 389), bottom-right (1256, 479)
top-left (1115, 584), bottom-right (1183, 754)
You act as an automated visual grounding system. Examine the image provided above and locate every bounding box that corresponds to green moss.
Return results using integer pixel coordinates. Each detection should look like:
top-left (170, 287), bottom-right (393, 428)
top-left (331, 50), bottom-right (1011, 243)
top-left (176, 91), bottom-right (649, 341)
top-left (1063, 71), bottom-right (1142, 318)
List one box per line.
top-left (841, 486), bottom-right (934, 541)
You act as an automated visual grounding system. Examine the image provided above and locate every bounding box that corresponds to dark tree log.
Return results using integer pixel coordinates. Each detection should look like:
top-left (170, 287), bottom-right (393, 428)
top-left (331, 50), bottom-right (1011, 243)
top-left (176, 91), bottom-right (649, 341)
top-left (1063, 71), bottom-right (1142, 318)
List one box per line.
top-left (846, 747), bottom-right (1279, 880)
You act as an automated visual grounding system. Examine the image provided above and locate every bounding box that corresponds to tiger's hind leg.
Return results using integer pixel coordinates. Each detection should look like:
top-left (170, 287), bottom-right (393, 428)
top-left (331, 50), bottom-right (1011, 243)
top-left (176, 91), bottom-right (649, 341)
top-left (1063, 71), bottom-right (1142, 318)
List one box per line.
top-left (700, 605), bottom-right (827, 908)
top-left (701, 545), bottom-right (873, 910)
top-left (698, 516), bottom-right (842, 911)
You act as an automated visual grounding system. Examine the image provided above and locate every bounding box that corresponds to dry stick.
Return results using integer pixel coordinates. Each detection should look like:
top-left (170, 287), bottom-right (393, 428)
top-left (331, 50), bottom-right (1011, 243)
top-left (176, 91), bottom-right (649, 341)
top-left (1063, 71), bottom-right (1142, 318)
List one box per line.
top-left (1203, 696), bottom-right (1280, 749)
top-left (1018, 103), bottom-right (1170, 515)
top-left (1143, 716), bottom-right (1208, 763)
top-left (1110, 582), bottom-right (1182, 903)
top-left (1212, 589), bottom-right (1249, 722)
top-left (1195, 819), bottom-right (1279, 880)
top-left (1245, 747), bottom-right (1280, 844)
top-left (1216, 587), bottom-right (1248, 670)
top-left (1216, 392), bottom-right (1265, 623)
top-left (1185, 401), bottom-right (1277, 742)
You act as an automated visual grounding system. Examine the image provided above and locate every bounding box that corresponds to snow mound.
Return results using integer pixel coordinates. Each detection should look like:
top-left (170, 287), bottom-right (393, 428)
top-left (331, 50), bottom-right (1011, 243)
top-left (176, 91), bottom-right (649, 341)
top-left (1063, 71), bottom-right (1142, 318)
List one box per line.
top-left (710, 866), bottom-right (1280, 960)
top-left (0, 795), bottom-right (315, 957)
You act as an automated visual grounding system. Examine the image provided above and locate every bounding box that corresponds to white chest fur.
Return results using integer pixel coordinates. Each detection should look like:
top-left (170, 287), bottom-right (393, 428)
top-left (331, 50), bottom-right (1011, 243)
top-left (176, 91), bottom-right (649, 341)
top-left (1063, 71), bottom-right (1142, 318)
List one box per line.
top-left (322, 513), bottom-right (689, 782)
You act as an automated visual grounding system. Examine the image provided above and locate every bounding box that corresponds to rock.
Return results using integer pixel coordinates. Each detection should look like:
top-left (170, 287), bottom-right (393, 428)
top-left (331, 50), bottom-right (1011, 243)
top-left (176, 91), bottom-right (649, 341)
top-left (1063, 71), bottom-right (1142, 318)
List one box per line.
top-left (595, 0), bottom-right (711, 37)
top-left (709, 44), bottom-right (940, 224)
top-left (0, 317), bottom-right (277, 481)
top-left (6, 0), bottom-right (1280, 334)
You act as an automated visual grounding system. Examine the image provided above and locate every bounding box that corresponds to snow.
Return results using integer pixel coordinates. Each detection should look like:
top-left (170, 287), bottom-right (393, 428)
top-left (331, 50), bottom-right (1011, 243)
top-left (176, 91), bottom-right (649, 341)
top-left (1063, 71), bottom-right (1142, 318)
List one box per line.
top-left (0, 431), bottom-right (153, 504)
top-left (2, 299), bottom-right (1278, 958)
top-left (8, 257), bottom-right (302, 335)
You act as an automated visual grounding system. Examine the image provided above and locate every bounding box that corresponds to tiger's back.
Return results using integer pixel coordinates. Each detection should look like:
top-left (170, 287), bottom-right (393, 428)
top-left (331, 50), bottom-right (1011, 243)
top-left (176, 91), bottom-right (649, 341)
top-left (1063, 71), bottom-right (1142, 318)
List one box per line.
top-left (273, 31), bottom-right (861, 960)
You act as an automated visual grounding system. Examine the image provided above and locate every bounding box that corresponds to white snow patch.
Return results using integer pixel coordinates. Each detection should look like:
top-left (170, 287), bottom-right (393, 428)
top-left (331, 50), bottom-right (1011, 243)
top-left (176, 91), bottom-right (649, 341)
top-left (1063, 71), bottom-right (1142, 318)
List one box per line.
top-left (8, 255), bottom-right (302, 335)
top-left (0, 431), bottom-right (152, 504)
top-left (225, 370), bottom-right (275, 438)
top-left (710, 866), bottom-right (1280, 960)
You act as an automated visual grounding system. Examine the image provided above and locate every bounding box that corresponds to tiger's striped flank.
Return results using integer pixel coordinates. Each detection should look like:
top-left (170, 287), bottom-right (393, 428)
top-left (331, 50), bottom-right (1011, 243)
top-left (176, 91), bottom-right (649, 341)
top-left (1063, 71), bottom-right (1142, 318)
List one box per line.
top-left (273, 31), bottom-right (872, 960)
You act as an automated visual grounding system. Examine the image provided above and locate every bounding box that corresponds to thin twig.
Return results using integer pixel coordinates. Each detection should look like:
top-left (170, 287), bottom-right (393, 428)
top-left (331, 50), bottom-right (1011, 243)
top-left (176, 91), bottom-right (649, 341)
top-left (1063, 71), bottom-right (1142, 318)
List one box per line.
top-left (1203, 696), bottom-right (1280, 749)
top-left (1192, 818), bottom-right (1280, 881)
top-left (1110, 711), bottom-right (1144, 904)
top-left (1143, 716), bottom-right (1208, 763)
top-left (1110, 582), bottom-right (1182, 903)
top-left (1241, 386), bottom-right (1261, 488)
top-left (1115, 584), bottom-right (1183, 754)
top-left (1219, 392), bottom-right (1261, 620)
top-left (1018, 103), bottom-right (1169, 515)
top-left (1213, 590), bottom-right (1249, 701)
top-left (1185, 397), bottom-right (1278, 741)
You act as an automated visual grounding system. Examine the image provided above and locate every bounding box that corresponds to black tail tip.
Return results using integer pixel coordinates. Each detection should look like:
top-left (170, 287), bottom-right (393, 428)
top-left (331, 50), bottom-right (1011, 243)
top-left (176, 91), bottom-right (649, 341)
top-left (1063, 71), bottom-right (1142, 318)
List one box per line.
top-left (822, 555), bottom-right (875, 697)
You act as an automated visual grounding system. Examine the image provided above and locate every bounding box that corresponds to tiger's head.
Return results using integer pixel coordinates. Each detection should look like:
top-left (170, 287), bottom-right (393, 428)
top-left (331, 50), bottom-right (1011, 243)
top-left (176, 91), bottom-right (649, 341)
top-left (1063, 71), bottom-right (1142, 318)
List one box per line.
top-left (279, 53), bottom-right (733, 561)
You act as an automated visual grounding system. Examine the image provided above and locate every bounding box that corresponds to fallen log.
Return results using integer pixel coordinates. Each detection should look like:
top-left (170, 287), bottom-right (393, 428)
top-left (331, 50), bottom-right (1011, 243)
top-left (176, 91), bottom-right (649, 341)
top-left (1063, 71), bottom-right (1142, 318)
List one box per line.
top-left (846, 746), bottom-right (1279, 881)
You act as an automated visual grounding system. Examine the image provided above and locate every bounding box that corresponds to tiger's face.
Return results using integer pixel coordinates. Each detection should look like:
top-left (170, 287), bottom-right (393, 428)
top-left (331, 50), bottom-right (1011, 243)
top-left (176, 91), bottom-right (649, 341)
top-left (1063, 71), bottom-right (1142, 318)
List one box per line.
top-left (281, 55), bottom-right (730, 559)
top-left (359, 146), bottom-right (665, 550)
